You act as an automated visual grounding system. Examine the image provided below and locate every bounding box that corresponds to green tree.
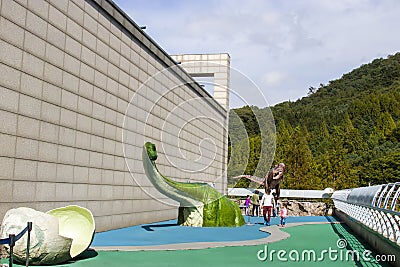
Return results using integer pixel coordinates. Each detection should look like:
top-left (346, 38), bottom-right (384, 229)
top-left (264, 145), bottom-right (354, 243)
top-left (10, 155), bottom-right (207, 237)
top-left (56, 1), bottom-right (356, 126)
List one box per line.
top-left (280, 126), bottom-right (314, 190)
top-left (229, 52), bottom-right (400, 189)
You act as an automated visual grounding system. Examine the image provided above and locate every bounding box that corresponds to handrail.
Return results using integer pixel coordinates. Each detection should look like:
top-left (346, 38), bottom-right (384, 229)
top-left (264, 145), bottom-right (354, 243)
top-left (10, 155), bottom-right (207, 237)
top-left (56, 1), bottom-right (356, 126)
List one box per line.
top-left (333, 199), bottom-right (400, 245)
top-left (392, 186), bottom-right (400, 210)
top-left (332, 182), bottom-right (400, 212)
top-left (0, 222), bottom-right (32, 267)
top-left (332, 183), bottom-right (400, 246)
top-left (376, 184), bottom-right (389, 208)
top-left (333, 198), bottom-right (400, 217)
top-left (383, 184), bottom-right (396, 209)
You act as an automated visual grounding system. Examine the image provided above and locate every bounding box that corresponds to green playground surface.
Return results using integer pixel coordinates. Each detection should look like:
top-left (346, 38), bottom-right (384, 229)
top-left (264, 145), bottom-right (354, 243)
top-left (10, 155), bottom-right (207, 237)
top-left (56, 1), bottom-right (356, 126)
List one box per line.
top-left (3, 221), bottom-right (392, 267)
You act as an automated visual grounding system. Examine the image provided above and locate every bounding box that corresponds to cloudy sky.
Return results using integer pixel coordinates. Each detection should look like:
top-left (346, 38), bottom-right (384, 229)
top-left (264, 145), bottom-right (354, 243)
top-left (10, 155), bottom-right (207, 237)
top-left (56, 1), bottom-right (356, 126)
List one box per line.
top-left (113, 0), bottom-right (400, 108)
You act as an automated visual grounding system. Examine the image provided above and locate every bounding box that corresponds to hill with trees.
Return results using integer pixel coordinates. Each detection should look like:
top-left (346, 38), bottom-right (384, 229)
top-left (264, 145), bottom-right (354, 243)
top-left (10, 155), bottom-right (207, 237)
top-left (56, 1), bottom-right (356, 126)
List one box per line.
top-left (228, 52), bottom-right (400, 190)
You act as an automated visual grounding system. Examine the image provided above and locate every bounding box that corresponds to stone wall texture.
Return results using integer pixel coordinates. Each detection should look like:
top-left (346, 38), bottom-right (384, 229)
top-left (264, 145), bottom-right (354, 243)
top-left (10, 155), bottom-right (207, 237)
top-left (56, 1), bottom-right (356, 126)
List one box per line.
top-left (0, 0), bottom-right (228, 231)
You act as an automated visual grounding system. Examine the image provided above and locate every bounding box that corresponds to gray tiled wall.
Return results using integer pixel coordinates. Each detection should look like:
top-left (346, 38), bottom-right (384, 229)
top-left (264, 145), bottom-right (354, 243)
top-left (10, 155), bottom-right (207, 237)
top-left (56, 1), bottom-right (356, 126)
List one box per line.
top-left (0, 0), bottom-right (227, 231)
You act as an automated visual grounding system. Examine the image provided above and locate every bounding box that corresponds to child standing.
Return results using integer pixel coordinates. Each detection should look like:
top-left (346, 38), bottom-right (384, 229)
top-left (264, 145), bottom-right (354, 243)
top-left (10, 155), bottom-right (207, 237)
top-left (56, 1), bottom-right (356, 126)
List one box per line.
top-left (279, 202), bottom-right (288, 227)
top-left (245, 195), bottom-right (251, 216)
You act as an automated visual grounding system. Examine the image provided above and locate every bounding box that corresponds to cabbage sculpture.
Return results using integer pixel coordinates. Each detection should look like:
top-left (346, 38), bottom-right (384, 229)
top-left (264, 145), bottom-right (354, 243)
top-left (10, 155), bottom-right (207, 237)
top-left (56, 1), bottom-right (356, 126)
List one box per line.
top-left (0, 205), bottom-right (95, 265)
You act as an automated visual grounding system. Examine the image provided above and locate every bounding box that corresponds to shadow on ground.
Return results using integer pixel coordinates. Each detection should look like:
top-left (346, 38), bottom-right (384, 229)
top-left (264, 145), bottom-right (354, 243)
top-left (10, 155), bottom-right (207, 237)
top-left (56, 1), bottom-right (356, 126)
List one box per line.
top-left (328, 220), bottom-right (392, 267)
top-left (141, 223), bottom-right (178, 232)
top-left (73, 248), bottom-right (98, 261)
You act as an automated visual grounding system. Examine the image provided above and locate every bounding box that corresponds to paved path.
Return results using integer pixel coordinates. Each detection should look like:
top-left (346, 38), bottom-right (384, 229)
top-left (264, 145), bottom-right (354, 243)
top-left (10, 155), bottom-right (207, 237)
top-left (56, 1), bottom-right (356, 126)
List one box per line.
top-left (3, 220), bottom-right (390, 267)
top-left (92, 221), bottom-right (342, 251)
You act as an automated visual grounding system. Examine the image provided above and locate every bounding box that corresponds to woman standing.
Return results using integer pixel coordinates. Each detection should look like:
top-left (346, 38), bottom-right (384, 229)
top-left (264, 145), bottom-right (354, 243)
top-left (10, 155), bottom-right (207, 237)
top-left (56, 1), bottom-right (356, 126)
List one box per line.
top-left (251, 190), bottom-right (260, 216)
top-left (260, 189), bottom-right (275, 226)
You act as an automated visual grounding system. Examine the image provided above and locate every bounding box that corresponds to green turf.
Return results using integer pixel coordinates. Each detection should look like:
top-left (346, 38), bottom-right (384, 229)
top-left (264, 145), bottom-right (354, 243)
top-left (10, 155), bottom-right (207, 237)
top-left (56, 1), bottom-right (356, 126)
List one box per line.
top-left (3, 223), bottom-right (392, 267)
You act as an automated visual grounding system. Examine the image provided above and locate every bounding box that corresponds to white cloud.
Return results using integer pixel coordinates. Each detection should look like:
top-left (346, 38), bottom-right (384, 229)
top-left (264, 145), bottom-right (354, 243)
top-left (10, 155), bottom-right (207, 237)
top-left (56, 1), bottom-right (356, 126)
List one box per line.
top-left (114, 0), bottom-right (400, 106)
top-left (263, 71), bottom-right (285, 86)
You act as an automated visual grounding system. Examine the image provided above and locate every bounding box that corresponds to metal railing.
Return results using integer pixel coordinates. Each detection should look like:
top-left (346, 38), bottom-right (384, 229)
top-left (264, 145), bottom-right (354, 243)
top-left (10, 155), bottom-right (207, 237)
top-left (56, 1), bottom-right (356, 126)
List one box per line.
top-left (0, 222), bottom-right (32, 267)
top-left (332, 182), bottom-right (400, 245)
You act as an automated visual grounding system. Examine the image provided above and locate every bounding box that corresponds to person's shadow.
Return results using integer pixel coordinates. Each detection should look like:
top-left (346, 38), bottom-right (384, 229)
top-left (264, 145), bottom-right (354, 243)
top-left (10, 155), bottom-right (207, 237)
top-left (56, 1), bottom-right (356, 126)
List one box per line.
top-left (141, 223), bottom-right (178, 232)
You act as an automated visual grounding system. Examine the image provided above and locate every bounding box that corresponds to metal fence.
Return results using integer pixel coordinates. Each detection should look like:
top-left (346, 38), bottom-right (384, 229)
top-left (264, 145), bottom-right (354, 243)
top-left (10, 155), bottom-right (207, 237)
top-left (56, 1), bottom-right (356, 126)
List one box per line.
top-left (332, 182), bottom-right (400, 245)
top-left (0, 222), bottom-right (32, 267)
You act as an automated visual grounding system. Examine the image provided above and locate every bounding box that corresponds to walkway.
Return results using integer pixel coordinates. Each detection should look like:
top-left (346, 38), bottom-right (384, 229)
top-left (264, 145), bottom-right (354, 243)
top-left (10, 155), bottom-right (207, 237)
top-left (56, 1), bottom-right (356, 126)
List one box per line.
top-left (92, 216), bottom-right (338, 251)
top-left (2, 216), bottom-right (390, 267)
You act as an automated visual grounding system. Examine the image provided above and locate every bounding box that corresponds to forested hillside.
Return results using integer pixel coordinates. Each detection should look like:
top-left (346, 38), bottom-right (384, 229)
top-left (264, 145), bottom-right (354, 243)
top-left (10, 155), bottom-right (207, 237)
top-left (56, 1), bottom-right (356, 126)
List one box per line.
top-left (228, 53), bottom-right (400, 190)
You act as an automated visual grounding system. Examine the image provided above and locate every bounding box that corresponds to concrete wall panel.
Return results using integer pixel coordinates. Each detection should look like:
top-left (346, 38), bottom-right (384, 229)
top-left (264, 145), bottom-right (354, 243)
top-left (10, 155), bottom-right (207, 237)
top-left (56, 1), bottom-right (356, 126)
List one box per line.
top-left (0, 0), bottom-right (227, 232)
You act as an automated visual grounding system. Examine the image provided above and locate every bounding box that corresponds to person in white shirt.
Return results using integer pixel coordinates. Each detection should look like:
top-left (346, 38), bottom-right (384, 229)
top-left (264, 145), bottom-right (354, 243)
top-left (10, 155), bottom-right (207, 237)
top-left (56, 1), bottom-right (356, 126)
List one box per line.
top-left (260, 189), bottom-right (275, 226)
